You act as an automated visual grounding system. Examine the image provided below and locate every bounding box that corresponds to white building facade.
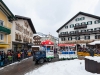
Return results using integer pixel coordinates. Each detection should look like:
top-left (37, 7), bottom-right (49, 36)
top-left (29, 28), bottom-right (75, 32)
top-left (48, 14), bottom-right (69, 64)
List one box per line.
top-left (12, 15), bottom-right (36, 52)
top-left (57, 12), bottom-right (100, 47)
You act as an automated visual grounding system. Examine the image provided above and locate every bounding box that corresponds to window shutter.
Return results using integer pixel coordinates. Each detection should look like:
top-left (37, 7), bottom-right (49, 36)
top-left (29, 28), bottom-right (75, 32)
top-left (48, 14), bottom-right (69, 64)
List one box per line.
top-left (88, 36), bottom-right (90, 39)
top-left (71, 37), bottom-right (72, 40)
top-left (84, 36), bottom-right (86, 39)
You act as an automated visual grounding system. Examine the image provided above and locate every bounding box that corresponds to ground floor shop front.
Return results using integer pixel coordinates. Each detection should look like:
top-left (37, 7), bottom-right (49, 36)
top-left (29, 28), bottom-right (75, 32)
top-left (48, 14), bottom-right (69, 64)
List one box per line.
top-left (12, 41), bottom-right (33, 53)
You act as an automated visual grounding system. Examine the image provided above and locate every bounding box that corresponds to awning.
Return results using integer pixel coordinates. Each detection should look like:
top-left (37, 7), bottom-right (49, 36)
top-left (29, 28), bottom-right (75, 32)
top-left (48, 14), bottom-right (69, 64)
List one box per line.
top-left (58, 44), bottom-right (75, 47)
top-left (0, 44), bottom-right (8, 48)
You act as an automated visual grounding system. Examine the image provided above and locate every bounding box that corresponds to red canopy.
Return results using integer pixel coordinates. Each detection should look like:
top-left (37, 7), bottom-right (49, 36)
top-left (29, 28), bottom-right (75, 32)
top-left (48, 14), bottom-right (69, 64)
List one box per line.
top-left (41, 40), bottom-right (54, 45)
top-left (58, 44), bottom-right (75, 47)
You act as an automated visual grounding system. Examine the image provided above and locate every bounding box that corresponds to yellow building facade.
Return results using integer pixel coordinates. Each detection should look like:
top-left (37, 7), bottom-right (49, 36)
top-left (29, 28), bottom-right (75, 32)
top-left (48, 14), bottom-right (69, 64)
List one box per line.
top-left (0, 0), bottom-right (15, 53)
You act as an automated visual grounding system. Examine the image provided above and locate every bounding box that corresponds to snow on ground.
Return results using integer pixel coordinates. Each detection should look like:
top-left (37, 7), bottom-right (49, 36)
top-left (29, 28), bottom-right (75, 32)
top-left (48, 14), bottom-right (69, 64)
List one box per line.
top-left (25, 59), bottom-right (99, 75)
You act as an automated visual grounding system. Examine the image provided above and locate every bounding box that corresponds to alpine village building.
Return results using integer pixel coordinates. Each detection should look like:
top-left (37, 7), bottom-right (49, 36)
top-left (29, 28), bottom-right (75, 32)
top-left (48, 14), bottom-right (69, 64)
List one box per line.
top-left (57, 12), bottom-right (100, 48)
top-left (0, 0), bottom-right (36, 53)
top-left (0, 0), bottom-right (15, 53)
top-left (12, 15), bottom-right (36, 52)
top-left (33, 35), bottom-right (41, 46)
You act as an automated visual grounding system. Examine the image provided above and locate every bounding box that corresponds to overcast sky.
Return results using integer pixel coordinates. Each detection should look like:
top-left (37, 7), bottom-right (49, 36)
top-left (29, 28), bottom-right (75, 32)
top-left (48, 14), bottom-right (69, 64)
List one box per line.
top-left (3, 0), bottom-right (100, 37)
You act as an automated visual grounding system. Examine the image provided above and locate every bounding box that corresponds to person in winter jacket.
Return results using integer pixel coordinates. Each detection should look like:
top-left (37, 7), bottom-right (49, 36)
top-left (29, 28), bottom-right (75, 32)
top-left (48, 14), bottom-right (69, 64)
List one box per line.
top-left (17, 52), bottom-right (21, 61)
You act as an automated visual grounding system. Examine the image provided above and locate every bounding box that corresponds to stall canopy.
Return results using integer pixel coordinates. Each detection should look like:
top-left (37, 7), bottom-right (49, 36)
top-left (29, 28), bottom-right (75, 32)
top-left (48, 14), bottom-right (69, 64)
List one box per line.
top-left (41, 40), bottom-right (54, 45)
top-left (58, 44), bottom-right (75, 46)
top-left (89, 40), bottom-right (100, 45)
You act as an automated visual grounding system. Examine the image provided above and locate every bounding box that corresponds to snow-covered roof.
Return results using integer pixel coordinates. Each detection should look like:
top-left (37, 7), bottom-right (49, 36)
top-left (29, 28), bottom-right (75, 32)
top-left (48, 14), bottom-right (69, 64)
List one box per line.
top-left (85, 56), bottom-right (100, 63)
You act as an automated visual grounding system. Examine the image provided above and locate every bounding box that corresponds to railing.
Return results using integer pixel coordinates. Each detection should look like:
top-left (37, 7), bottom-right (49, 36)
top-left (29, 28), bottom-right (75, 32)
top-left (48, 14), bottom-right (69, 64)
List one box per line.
top-left (74, 24), bottom-right (87, 29)
top-left (59, 30), bottom-right (99, 37)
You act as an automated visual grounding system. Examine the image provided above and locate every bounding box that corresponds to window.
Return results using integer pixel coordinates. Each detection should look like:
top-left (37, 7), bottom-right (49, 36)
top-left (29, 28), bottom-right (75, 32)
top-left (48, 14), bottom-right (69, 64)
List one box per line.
top-left (81, 17), bottom-right (85, 20)
top-left (75, 18), bottom-right (80, 21)
top-left (94, 20), bottom-right (100, 24)
top-left (81, 22), bottom-right (87, 25)
top-left (0, 34), bottom-right (4, 40)
top-left (61, 32), bottom-right (67, 34)
top-left (70, 24), bottom-right (74, 28)
top-left (87, 21), bottom-right (92, 25)
top-left (65, 32), bottom-right (68, 34)
top-left (0, 20), bottom-right (3, 26)
top-left (87, 29), bottom-right (93, 31)
top-left (75, 23), bottom-right (80, 26)
top-left (61, 38), bottom-right (65, 41)
top-left (70, 31), bottom-right (74, 34)
top-left (94, 28), bottom-right (100, 30)
top-left (19, 35), bottom-right (21, 40)
top-left (81, 30), bottom-right (86, 32)
top-left (75, 36), bottom-right (80, 40)
top-left (84, 36), bottom-right (90, 40)
top-left (65, 26), bottom-right (68, 29)
top-left (75, 17), bottom-right (85, 21)
top-left (95, 35), bottom-right (100, 39)
top-left (68, 37), bottom-right (72, 41)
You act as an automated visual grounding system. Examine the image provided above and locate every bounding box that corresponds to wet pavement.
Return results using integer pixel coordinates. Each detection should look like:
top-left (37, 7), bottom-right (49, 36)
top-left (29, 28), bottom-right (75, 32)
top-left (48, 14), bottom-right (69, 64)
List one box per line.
top-left (0, 54), bottom-right (59, 75)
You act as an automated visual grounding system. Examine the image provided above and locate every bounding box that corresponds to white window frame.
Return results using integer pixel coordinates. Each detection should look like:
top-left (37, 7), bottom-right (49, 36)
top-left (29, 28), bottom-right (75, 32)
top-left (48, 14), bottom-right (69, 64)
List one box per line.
top-left (0, 33), bottom-right (4, 41)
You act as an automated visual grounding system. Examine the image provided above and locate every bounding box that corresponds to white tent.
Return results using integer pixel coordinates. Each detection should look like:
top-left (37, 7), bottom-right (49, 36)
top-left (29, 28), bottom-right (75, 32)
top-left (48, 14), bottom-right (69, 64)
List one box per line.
top-left (89, 40), bottom-right (100, 45)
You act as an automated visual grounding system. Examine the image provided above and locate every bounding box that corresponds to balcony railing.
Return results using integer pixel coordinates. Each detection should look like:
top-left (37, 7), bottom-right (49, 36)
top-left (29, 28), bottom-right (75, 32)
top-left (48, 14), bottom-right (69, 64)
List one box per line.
top-left (59, 30), bottom-right (95, 37)
top-left (74, 24), bottom-right (87, 29)
top-left (0, 25), bottom-right (11, 34)
top-left (92, 30), bottom-right (100, 34)
top-left (59, 34), bottom-right (69, 37)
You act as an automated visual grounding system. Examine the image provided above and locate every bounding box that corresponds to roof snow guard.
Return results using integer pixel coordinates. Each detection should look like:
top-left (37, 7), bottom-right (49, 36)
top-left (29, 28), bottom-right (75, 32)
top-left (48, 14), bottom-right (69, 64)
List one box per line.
top-left (15, 15), bottom-right (36, 34)
top-left (0, 0), bottom-right (15, 21)
top-left (56, 12), bottom-right (100, 32)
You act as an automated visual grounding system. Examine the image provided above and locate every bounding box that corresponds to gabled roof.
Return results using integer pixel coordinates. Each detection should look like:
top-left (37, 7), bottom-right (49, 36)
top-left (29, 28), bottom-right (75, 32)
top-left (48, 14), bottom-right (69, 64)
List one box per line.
top-left (56, 12), bottom-right (100, 33)
top-left (0, 0), bottom-right (15, 21)
top-left (15, 15), bottom-right (36, 34)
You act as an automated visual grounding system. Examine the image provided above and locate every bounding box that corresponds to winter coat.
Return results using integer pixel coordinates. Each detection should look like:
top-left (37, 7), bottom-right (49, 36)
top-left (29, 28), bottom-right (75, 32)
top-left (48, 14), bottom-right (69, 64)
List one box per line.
top-left (8, 55), bottom-right (12, 60)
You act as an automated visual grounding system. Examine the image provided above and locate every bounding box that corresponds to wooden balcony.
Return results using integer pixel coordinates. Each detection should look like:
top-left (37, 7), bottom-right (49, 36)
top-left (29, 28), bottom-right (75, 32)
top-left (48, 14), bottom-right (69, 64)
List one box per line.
top-left (59, 34), bottom-right (69, 37)
top-left (92, 30), bottom-right (100, 34)
top-left (59, 30), bottom-right (97, 37)
top-left (74, 24), bottom-right (87, 29)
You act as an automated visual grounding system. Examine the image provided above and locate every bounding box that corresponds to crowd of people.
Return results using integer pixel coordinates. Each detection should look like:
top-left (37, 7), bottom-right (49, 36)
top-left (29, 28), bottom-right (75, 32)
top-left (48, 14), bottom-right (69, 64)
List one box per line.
top-left (77, 46), bottom-right (100, 54)
top-left (0, 49), bottom-right (33, 67)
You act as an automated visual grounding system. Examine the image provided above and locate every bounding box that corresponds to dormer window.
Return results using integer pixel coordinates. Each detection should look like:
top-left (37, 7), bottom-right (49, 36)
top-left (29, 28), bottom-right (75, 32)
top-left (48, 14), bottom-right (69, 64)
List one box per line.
top-left (0, 20), bottom-right (4, 26)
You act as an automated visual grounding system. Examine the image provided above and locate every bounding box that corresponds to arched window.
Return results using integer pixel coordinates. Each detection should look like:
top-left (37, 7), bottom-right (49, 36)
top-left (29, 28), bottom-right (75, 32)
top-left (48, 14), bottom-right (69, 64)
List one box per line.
top-left (19, 35), bottom-right (21, 40)
top-left (15, 34), bottom-right (18, 39)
